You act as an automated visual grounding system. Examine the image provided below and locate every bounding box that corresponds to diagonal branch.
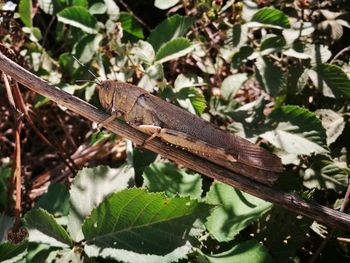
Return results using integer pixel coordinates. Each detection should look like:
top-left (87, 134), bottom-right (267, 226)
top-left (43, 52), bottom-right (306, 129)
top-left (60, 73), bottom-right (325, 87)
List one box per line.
top-left (0, 51), bottom-right (350, 230)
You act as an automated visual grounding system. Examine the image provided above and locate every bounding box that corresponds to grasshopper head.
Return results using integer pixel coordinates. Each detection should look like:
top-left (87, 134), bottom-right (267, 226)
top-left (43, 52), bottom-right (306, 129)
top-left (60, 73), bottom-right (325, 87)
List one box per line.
top-left (99, 80), bottom-right (116, 112)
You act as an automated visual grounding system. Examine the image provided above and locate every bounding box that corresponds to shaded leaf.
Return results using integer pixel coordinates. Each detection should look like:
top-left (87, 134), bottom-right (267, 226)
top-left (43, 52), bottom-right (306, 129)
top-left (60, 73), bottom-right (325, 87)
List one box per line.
top-left (57, 6), bottom-right (98, 34)
top-left (315, 109), bottom-right (345, 145)
top-left (35, 183), bottom-right (70, 217)
top-left (205, 182), bottom-right (272, 242)
top-left (261, 106), bottom-right (328, 155)
top-left (25, 208), bottom-right (72, 247)
top-left (221, 73), bottom-right (248, 100)
top-left (255, 56), bottom-right (285, 96)
top-left (304, 159), bottom-right (349, 191)
top-left (251, 7), bottom-right (290, 29)
top-left (67, 165), bottom-right (134, 242)
top-left (148, 15), bottom-right (195, 52)
top-left (203, 240), bottom-right (273, 263)
top-left (0, 241), bottom-right (28, 262)
top-left (227, 24), bottom-right (248, 48)
top-left (260, 35), bottom-right (286, 55)
top-left (83, 188), bottom-right (211, 262)
top-left (89, 2), bottom-right (107, 15)
top-left (143, 162), bottom-right (202, 199)
top-left (232, 46), bottom-right (254, 69)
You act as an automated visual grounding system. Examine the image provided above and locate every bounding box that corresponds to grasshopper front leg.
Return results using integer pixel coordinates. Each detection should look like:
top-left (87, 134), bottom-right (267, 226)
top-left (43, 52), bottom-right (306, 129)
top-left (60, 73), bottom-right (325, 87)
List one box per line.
top-left (137, 125), bottom-right (237, 163)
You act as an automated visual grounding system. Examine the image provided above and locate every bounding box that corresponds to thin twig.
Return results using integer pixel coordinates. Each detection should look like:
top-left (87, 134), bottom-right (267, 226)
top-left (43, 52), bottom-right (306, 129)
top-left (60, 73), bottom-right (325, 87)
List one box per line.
top-left (330, 45), bottom-right (350, 63)
top-left (116, 0), bottom-right (151, 31)
top-left (1, 51), bottom-right (350, 230)
top-left (2, 73), bottom-right (23, 230)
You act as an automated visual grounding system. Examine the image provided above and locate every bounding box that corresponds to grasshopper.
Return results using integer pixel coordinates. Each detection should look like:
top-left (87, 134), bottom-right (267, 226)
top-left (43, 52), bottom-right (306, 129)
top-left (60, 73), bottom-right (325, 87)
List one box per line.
top-left (98, 80), bottom-right (283, 186)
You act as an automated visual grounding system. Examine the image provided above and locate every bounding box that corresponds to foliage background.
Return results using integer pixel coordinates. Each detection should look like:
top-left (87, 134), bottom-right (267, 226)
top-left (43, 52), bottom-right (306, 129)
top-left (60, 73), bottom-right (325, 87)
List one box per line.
top-left (1, 0), bottom-right (350, 262)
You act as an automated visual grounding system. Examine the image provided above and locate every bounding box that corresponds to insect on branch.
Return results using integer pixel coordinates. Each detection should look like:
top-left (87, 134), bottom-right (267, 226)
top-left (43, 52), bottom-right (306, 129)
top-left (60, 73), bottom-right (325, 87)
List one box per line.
top-left (1, 51), bottom-right (350, 230)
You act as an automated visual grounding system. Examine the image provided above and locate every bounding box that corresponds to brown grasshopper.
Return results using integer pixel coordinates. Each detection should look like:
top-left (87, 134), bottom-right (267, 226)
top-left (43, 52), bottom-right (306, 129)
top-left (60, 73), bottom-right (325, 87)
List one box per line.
top-left (98, 81), bottom-right (283, 186)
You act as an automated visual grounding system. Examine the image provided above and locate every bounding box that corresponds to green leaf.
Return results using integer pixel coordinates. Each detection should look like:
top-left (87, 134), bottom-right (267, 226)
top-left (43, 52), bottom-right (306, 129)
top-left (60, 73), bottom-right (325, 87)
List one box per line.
top-left (309, 64), bottom-right (350, 98)
top-left (155, 37), bottom-right (194, 63)
top-left (0, 241), bottom-right (28, 262)
top-left (19, 0), bottom-right (32, 27)
top-left (83, 188), bottom-right (211, 262)
top-left (304, 159), bottom-right (349, 191)
top-left (154, 0), bottom-right (180, 10)
top-left (119, 12), bottom-right (144, 39)
top-left (148, 15), bottom-right (195, 52)
top-left (205, 183), bottom-right (272, 242)
top-left (251, 7), bottom-right (290, 29)
top-left (143, 162), bottom-right (202, 199)
top-left (25, 208), bottom-right (72, 247)
top-left (35, 183), bottom-right (70, 217)
top-left (261, 106), bottom-right (328, 155)
top-left (255, 56), bottom-right (285, 96)
top-left (67, 165), bottom-right (134, 242)
top-left (260, 35), bottom-right (286, 55)
top-left (203, 240), bottom-right (274, 263)
top-left (232, 46), bottom-right (254, 69)
top-left (176, 87), bottom-right (207, 115)
top-left (57, 6), bottom-right (98, 34)
top-left (221, 73), bottom-right (248, 100)
top-left (227, 24), bottom-right (248, 48)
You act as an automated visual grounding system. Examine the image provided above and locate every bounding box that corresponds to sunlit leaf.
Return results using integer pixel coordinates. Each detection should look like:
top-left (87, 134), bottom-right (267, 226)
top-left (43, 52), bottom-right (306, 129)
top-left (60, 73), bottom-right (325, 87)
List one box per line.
top-left (57, 6), bottom-right (98, 34)
top-left (83, 188), bottom-right (211, 262)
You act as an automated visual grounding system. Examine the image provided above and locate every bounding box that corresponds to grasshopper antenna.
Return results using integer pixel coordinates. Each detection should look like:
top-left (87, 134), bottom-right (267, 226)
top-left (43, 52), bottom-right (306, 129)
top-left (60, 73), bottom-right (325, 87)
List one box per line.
top-left (72, 56), bottom-right (102, 85)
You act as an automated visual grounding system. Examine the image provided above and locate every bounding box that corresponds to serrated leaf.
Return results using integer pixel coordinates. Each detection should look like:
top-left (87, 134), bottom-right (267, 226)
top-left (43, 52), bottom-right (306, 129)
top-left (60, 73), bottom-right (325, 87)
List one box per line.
top-left (0, 241), bottom-right (27, 262)
top-left (155, 37), bottom-right (194, 63)
top-left (251, 7), bottom-right (290, 29)
top-left (35, 183), bottom-right (70, 217)
top-left (232, 46), bottom-right (254, 69)
top-left (255, 56), bottom-right (285, 96)
top-left (227, 24), bottom-right (248, 48)
top-left (304, 44), bottom-right (331, 66)
top-left (83, 188), bottom-right (211, 262)
top-left (176, 87), bottom-right (207, 115)
top-left (25, 208), bottom-right (72, 247)
top-left (315, 109), bottom-right (345, 145)
top-left (205, 183), bottom-right (272, 242)
top-left (67, 165), bottom-right (134, 242)
top-left (120, 12), bottom-right (144, 39)
top-left (309, 64), bottom-right (350, 98)
top-left (304, 159), bottom-right (349, 191)
top-left (261, 106), bottom-right (328, 155)
top-left (19, 0), bottom-right (32, 27)
top-left (143, 162), bottom-right (202, 199)
top-left (203, 240), bottom-right (273, 263)
top-left (221, 73), bottom-right (248, 100)
top-left (154, 0), bottom-right (180, 10)
top-left (57, 6), bottom-right (98, 34)
top-left (148, 15), bottom-right (195, 52)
